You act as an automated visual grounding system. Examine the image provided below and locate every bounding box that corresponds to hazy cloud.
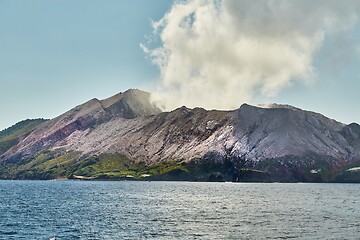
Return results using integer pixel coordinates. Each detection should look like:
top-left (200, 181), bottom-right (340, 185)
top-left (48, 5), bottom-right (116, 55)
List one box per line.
top-left (143, 0), bottom-right (360, 110)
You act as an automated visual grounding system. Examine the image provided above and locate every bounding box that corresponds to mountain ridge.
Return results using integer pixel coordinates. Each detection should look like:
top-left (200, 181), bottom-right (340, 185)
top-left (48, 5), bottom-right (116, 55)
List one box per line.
top-left (0, 89), bottom-right (359, 182)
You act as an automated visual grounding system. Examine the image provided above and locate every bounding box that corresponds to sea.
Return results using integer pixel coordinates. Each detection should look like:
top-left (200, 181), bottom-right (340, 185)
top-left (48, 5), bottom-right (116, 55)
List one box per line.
top-left (0, 180), bottom-right (359, 239)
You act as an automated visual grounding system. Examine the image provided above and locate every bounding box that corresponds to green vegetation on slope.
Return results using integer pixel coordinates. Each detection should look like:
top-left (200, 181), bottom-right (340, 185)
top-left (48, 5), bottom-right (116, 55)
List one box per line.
top-left (0, 119), bottom-right (47, 154)
top-left (0, 151), bottom-right (190, 180)
top-left (72, 154), bottom-right (189, 180)
top-left (1, 149), bottom-right (267, 181)
top-left (1, 144), bottom-right (349, 182)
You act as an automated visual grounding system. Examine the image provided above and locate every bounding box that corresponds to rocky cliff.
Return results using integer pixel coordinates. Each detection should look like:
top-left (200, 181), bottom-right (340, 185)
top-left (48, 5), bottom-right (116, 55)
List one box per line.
top-left (0, 89), bottom-right (359, 182)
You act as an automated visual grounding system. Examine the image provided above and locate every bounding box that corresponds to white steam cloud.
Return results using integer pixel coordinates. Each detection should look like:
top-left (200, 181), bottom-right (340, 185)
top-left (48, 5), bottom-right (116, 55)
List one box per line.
top-left (142, 0), bottom-right (360, 110)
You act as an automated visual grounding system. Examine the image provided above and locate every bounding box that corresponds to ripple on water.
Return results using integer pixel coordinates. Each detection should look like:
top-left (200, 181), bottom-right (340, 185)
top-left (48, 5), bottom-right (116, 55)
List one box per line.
top-left (0, 181), bottom-right (359, 239)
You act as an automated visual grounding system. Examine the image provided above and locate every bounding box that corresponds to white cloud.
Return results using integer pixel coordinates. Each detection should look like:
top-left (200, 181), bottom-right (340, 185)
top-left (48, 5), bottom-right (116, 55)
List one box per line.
top-left (143, 0), bottom-right (360, 110)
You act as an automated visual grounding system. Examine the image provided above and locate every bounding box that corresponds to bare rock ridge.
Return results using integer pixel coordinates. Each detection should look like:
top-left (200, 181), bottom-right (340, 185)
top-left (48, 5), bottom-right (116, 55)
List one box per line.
top-left (1, 89), bottom-right (161, 162)
top-left (100, 88), bottom-right (162, 118)
top-left (233, 104), bottom-right (348, 161)
top-left (0, 89), bottom-right (359, 182)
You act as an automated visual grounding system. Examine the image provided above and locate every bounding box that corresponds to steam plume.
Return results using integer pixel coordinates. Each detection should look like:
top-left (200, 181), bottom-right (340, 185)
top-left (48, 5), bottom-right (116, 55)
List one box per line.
top-left (142, 0), bottom-right (360, 110)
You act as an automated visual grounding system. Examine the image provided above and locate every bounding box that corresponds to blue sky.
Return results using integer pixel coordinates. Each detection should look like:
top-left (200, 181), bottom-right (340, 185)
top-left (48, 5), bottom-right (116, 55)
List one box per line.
top-left (1, 0), bottom-right (360, 130)
top-left (0, 0), bottom-right (172, 129)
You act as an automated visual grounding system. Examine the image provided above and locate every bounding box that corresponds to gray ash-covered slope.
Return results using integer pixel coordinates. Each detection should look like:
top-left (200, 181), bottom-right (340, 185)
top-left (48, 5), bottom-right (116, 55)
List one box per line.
top-left (1, 89), bottom-right (161, 161)
top-left (0, 89), bottom-right (359, 182)
top-left (230, 104), bottom-right (360, 182)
